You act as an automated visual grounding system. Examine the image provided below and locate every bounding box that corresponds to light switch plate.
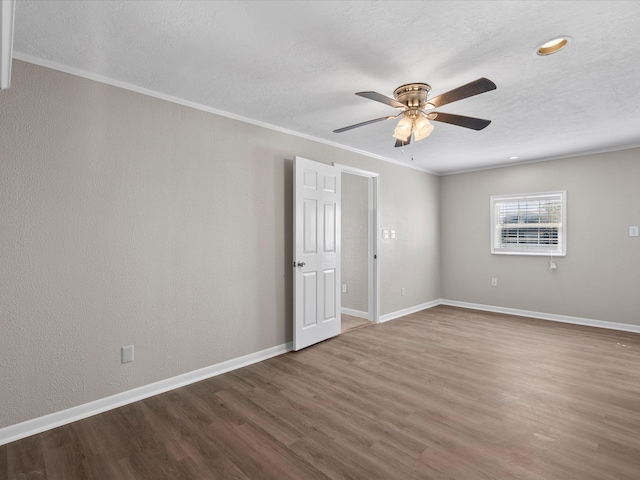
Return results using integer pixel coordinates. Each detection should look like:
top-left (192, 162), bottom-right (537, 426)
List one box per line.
top-left (382, 229), bottom-right (389, 239)
top-left (390, 229), bottom-right (396, 239)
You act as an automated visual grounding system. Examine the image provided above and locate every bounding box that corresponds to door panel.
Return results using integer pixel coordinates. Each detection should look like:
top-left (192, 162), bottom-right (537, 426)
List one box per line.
top-left (303, 199), bottom-right (317, 253)
top-left (324, 202), bottom-right (336, 252)
top-left (302, 272), bottom-right (317, 327)
top-left (294, 157), bottom-right (341, 350)
top-left (323, 268), bottom-right (336, 320)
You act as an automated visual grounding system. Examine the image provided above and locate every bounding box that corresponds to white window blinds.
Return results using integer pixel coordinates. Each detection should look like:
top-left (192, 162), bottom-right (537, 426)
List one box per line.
top-left (491, 191), bottom-right (566, 256)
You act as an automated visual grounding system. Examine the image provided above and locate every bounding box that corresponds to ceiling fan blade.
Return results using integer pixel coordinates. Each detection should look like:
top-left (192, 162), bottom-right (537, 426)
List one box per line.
top-left (395, 136), bottom-right (411, 148)
top-left (356, 91), bottom-right (405, 109)
top-left (427, 78), bottom-right (496, 109)
top-left (333, 114), bottom-right (398, 133)
top-left (430, 112), bottom-right (491, 130)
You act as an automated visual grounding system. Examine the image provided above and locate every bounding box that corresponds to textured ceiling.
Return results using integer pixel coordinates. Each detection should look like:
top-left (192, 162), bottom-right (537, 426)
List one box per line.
top-left (11, 0), bottom-right (640, 174)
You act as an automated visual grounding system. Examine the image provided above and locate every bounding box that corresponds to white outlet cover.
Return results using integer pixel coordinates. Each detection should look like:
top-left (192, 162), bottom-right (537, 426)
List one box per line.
top-left (121, 345), bottom-right (134, 363)
top-left (630, 226), bottom-right (639, 237)
top-left (390, 229), bottom-right (396, 239)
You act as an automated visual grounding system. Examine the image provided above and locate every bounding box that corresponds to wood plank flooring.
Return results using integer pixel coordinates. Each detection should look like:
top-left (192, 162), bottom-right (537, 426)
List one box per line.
top-left (3, 305), bottom-right (640, 479)
top-left (341, 314), bottom-right (371, 333)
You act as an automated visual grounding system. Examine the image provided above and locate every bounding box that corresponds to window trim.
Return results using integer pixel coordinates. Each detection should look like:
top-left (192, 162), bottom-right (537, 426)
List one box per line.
top-left (490, 190), bottom-right (567, 256)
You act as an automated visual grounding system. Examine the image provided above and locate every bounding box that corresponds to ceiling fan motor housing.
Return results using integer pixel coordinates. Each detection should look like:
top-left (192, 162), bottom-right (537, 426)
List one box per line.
top-left (393, 83), bottom-right (432, 109)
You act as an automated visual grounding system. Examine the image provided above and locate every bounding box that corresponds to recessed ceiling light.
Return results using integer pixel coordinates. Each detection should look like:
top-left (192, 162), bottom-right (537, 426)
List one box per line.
top-left (507, 156), bottom-right (519, 160)
top-left (537, 37), bottom-right (570, 56)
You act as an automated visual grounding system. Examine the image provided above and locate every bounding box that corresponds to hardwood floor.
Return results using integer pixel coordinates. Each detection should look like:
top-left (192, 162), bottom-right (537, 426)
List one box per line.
top-left (3, 305), bottom-right (640, 479)
top-left (341, 314), bottom-right (371, 333)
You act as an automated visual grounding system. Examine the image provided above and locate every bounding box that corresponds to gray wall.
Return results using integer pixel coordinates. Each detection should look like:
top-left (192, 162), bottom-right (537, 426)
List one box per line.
top-left (379, 162), bottom-right (441, 313)
top-left (441, 149), bottom-right (640, 326)
top-left (0, 61), bottom-right (441, 429)
top-left (7, 58), bottom-right (636, 432)
top-left (341, 173), bottom-right (368, 313)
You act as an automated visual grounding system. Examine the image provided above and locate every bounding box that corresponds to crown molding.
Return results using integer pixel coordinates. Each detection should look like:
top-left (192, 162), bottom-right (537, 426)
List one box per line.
top-left (12, 52), bottom-right (436, 175)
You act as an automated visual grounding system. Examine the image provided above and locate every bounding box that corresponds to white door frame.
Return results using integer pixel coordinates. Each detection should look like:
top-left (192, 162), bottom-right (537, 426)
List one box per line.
top-left (333, 163), bottom-right (380, 324)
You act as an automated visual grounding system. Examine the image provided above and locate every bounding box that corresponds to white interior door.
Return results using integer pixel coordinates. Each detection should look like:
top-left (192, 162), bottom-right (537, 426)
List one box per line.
top-left (293, 156), bottom-right (341, 351)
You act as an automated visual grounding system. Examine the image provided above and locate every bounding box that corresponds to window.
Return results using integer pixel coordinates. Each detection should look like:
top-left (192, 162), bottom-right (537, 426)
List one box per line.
top-left (491, 191), bottom-right (566, 256)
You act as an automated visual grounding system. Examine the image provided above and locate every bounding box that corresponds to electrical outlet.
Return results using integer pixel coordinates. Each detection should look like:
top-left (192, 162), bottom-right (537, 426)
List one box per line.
top-left (491, 278), bottom-right (498, 287)
top-left (401, 287), bottom-right (405, 296)
top-left (121, 345), bottom-right (134, 364)
top-left (342, 284), bottom-right (347, 293)
top-left (390, 229), bottom-right (396, 239)
top-left (630, 226), bottom-right (639, 237)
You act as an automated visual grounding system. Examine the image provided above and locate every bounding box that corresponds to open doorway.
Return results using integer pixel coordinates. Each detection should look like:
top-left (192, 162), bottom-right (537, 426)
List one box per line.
top-left (334, 164), bottom-right (379, 331)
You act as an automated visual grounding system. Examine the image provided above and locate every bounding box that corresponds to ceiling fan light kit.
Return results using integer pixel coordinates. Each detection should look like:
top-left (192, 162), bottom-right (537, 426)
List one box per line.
top-left (334, 77), bottom-right (496, 148)
top-left (392, 115), bottom-right (413, 142)
top-left (393, 113), bottom-right (434, 143)
top-left (414, 116), bottom-right (435, 141)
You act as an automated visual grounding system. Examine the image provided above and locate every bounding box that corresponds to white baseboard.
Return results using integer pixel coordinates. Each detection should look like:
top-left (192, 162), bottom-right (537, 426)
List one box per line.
top-left (379, 299), bottom-right (442, 323)
top-left (5, 301), bottom-right (638, 446)
top-left (0, 342), bottom-right (292, 446)
top-left (440, 299), bottom-right (640, 335)
top-left (341, 307), bottom-right (369, 320)
top-left (379, 298), bottom-right (640, 335)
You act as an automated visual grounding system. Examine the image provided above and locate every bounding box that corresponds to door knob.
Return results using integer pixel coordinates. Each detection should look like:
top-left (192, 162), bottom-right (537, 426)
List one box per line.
top-left (297, 262), bottom-right (306, 267)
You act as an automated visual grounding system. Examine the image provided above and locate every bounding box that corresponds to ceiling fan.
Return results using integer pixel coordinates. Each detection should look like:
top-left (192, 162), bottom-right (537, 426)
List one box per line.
top-left (334, 78), bottom-right (496, 147)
